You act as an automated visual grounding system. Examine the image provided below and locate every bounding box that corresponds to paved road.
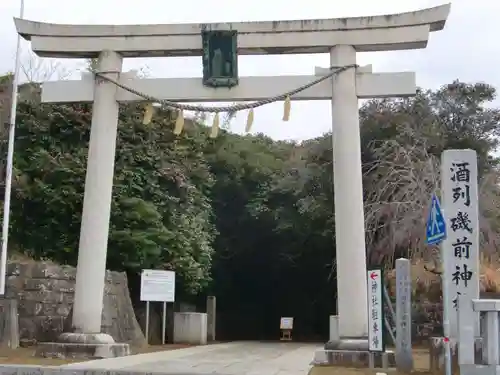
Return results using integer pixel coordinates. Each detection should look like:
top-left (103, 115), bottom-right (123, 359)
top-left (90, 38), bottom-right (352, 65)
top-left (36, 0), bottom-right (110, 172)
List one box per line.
top-left (61, 341), bottom-right (320, 375)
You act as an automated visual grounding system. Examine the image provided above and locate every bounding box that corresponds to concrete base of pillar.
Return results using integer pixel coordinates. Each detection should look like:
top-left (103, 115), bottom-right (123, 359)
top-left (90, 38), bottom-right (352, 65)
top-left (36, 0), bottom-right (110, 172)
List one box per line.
top-left (312, 348), bottom-right (395, 368)
top-left (311, 337), bottom-right (394, 368)
top-left (429, 336), bottom-right (483, 372)
top-left (174, 312), bottom-right (207, 345)
top-left (324, 337), bottom-right (369, 351)
top-left (328, 315), bottom-right (339, 343)
top-left (35, 332), bottom-right (130, 359)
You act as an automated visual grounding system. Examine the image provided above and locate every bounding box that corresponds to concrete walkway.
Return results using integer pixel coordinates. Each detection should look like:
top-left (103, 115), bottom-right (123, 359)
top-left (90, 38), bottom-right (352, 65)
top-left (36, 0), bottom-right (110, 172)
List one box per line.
top-left (60, 341), bottom-right (321, 375)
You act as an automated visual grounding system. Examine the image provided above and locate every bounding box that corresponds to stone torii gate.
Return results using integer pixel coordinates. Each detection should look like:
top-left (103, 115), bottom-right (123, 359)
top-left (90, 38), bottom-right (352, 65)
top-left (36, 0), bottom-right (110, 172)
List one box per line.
top-left (15, 4), bottom-right (449, 354)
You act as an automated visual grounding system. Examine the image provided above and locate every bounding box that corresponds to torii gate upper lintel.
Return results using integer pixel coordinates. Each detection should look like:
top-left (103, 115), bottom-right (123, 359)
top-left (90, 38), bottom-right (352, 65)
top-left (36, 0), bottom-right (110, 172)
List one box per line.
top-left (14, 3), bottom-right (450, 350)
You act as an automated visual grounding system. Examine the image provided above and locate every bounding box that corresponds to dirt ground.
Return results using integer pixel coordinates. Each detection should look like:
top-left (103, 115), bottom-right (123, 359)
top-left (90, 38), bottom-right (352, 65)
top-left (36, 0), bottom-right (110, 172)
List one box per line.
top-left (0, 344), bottom-right (192, 366)
top-left (310, 349), bottom-right (433, 375)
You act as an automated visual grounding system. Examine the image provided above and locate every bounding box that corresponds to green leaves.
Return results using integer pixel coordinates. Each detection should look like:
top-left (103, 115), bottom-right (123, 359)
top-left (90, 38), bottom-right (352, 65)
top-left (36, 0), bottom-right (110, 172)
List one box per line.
top-left (6, 99), bottom-right (215, 295)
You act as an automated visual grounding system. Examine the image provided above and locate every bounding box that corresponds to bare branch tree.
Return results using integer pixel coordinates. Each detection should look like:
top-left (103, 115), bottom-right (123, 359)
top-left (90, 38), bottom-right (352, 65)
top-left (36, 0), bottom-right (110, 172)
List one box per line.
top-left (84, 58), bottom-right (151, 79)
top-left (20, 49), bottom-right (71, 83)
top-left (424, 263), bottom-right (443, 275)
top-left (0, 50), bottom-right (74, 191)
top-left (85, 58), bottom-right (99, 74)
top-left (363, 124), bottom-right (439, 262)
top-left (192, 111), bottom-right (208, 123)
top-left (363, 123), bottom-right (500, 269)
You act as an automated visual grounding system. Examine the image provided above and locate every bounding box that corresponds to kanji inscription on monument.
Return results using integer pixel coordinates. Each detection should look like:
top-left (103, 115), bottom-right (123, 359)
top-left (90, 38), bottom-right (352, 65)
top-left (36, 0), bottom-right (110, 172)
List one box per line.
top-left (395, 258), bottom-right (413, 372)
top-left (441, 149), bottom-right (479, 340)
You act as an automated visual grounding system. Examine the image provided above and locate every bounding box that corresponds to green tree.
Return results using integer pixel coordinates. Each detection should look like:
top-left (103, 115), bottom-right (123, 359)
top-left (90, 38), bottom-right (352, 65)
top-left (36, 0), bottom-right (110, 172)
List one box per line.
top-left (8, 97), bottom-right (215, 294)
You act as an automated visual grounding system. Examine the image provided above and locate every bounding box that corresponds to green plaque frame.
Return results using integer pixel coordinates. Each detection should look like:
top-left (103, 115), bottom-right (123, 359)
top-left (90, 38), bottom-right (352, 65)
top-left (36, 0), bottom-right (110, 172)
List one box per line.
top-left (202, 30), bottom-right (239, 88)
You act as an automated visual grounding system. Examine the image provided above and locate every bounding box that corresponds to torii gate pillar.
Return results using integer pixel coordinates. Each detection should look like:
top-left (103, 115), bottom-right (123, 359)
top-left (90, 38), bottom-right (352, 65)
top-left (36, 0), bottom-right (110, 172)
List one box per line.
top-left (329, 45), bottom-right (369, 346)
top-left (72, 50), bottom-right (122, 334)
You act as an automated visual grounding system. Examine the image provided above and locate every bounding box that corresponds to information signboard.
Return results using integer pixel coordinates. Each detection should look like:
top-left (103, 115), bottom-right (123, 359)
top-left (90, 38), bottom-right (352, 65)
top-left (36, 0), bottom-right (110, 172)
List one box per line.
top-left (140, 269), bottom-right (176, 302)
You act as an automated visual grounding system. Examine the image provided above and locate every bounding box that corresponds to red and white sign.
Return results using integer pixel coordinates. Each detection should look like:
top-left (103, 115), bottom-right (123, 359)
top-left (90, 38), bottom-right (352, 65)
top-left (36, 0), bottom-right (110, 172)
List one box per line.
top-left (367, 269), bottom-right (384, 352)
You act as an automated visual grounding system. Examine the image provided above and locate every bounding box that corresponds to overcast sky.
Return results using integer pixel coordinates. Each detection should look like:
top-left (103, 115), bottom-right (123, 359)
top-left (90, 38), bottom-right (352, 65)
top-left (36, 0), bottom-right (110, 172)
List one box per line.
top-left (0, 0), bottom-right (496, 141)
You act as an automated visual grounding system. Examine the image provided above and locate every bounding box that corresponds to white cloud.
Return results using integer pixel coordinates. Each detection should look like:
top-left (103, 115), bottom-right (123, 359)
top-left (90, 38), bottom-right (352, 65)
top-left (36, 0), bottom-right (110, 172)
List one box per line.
top-left (0, 0), bottom-right (496, 141)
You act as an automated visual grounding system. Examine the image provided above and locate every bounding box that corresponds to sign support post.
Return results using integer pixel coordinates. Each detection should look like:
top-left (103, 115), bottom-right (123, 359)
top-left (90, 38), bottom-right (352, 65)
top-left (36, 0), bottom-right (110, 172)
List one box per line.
top-left (425, 192), bottom-right (449, 375)
top-left (162, 301), bottom-right (167, 345)
top-left (145, 300), bottom-right (150, 343)
top-left (140, 269), bottom-right (176, 345)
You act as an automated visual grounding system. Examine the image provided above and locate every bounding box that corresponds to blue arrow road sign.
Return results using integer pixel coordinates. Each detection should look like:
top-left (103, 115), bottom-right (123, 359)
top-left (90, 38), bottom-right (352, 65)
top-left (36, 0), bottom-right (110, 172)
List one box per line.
top-left (426, 194), bottom-right (447, 245)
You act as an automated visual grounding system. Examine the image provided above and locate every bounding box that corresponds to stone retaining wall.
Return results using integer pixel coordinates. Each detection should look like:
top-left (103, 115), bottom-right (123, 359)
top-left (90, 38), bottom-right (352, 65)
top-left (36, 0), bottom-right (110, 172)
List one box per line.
top-left (4, 260), bottom-right (145, 345)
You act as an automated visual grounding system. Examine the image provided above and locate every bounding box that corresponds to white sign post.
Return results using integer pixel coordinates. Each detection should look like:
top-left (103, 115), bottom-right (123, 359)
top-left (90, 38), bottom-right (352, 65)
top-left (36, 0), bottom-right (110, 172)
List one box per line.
top-left (140, 269), bottom-right (176, 344)
top-left (280, 317), bottom-right (294, 341)
top-left (367, 269), bottom-right (384, 352)
top-left (395, 258), bottom-right (413, 371)
top-left (441, 149), bottom-right (480, 344)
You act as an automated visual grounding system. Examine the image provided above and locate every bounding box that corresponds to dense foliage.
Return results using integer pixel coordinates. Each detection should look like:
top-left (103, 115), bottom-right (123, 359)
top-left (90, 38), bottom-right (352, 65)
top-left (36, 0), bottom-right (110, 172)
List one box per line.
top-left (1, 75), bottom-right (500, 339)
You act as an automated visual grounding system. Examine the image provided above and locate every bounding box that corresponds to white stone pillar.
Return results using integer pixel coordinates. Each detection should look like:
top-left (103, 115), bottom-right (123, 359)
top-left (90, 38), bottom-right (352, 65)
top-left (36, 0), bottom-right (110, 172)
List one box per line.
top-left (330, 45), bottom-right (368, 339)
top-left (206, 296), bottom-right (216, 341)
top-left (72, 50), bottom-right (123, 333)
